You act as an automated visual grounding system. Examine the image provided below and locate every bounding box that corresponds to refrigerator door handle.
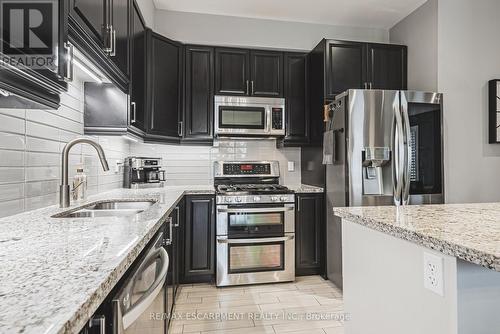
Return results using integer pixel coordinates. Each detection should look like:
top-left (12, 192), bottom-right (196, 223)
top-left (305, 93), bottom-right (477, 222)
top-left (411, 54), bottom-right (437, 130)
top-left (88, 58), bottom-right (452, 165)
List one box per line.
top-left (393, 101), bottom-right (405, 206)
top-left (400, 95), bottom-right (411, 205)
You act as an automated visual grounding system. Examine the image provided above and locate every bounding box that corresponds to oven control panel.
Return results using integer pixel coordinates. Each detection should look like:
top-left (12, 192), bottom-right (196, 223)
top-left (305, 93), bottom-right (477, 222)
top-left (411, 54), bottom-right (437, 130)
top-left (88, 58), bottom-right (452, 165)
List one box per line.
top-left (217, 194), bottom-right (295, 204)
top-left (271, 107), bottom-right (284, 130)
top-left (223, 163), bottom-right (271, 175)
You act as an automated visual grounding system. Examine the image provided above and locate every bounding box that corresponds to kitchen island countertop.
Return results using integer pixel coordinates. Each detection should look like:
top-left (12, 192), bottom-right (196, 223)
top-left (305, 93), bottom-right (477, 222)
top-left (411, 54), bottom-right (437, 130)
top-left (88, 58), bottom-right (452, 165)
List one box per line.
top-left (0, 186), bottom-right (214, 334)
top-left (334, 203), bottom-right (500, 272)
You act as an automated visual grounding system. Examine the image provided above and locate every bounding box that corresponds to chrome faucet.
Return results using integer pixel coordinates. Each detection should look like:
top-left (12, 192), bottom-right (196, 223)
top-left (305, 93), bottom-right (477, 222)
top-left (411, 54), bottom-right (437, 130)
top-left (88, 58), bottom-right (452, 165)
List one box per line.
top-left (60, 138), bottom-right (110, 208)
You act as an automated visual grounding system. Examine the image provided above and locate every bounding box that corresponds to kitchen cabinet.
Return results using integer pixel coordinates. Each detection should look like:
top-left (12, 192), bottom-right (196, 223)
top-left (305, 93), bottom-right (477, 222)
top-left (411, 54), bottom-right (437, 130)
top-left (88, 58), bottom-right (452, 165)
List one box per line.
top-left (68, 0), bottom-right (131, 92)
top-left (283, 52), bottom-right (309, 145)
top-left (250, 50), bottom-right (283, 97)
top-left (128, 3), bottom-right (147, 133)
top-left (215, 48), bottom-right (249, 95)
top-left (295, 193), bottom-right (324, 276)
top-left (325, 40), bottom-right (366, 98)
top-left (181, 195), bottom-right (216, 283)
top-left (215, 48), bottom-right (283, 97)
top-left (183, 45), bottom-right (214, 144)
top-left (366, 43), bottom-right (407, 90)
top-left (146, 32), bottom-right (183, 142)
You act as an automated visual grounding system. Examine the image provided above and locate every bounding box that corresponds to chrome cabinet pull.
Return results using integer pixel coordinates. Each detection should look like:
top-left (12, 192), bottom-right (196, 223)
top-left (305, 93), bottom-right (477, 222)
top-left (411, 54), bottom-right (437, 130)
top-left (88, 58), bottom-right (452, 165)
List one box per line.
top-left (178, 121), bottom-right (183, 137)
top-left (63, 42), bottom-right (74, 82)
top-left (246, 80), bottom-right (249, 95)
top-left (174, 207), bottom-right (180, 227)
top-left (251, 80), bottom-right (254, 95)
top-left (165, 217), bottom-right (173, 245)
top-left (110, 28), bottom-right (117, 56)
top-left (131, 102), bottom-right (136, 123)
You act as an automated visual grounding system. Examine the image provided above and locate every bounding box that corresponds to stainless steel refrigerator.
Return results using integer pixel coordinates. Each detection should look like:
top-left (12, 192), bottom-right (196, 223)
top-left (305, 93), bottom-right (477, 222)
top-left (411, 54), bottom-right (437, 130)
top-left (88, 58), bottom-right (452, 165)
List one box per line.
top-left (325, 89), bottom-right (444, 289)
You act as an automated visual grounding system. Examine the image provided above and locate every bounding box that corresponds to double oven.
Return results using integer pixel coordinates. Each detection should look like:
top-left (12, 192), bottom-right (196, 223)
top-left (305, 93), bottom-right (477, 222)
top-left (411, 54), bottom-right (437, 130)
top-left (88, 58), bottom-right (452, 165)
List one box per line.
top-left (214, 161), bottom-right (295, 287)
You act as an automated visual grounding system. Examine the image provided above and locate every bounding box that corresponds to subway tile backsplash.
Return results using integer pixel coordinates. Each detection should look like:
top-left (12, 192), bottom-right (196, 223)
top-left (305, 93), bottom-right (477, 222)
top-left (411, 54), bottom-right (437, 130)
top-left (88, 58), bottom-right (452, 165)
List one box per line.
top-left (0, 76), bottom-right (302, 219)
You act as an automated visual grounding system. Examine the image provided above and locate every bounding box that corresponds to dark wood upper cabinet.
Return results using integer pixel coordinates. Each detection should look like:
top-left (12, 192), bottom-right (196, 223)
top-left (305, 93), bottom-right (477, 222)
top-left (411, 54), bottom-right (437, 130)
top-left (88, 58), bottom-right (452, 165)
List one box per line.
top-left (250, 50), bottom-right (283, 97)
top-left (283, 52), bottom-right (309, 145)
top-left (129, 3), bottom-right (147, 133)
top-left (215, 48), bottom-right (249, 96)
top-left (110, 0), bottom-right (130, 76)
top-left (295, 193), bottom-right (324, 276)
top-left (183, 45), bottom-right (214, 144)
top-left (366, 43), bottom-right (407, 90)
top-left (181, 195), bottom-right (215, 283)
top-left (69, 0), bottom-right (107, 48)
top-left (325, 40), bottom-right (366, 98)
top-left (146, 32), bottom-right (182, 142)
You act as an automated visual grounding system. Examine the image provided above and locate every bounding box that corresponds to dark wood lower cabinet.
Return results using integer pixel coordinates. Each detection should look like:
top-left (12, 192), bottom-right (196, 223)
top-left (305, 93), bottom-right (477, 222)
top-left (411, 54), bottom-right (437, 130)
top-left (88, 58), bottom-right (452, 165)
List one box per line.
top-left (180, 195), bottom-right (216, 283)
top-left (295, 193), bottom-right (324, 276)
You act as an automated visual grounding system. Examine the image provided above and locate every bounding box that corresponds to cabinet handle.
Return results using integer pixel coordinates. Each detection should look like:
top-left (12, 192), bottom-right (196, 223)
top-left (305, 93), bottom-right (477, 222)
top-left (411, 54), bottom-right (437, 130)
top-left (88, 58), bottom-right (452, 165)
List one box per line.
top-left (165, 217), bottom-right (173, 246)
top-left (104, 25), bottom-right (113, 54)
top-left (110, 28), bottom-right (116, 56)
top-left (251, 81), bottom-right (254, 95)
top-left (297, 198), bottom-right (300, 212)
top-left (246, 80), bottom-right (249, 95)
top-left (178, 121), bottom-right (183, 137)
top-left (63, 42), bottom-right (74, 82)
top-left (131, 102), bottom-right (136, 123)
top-left (211, 198), bottom-right (215, 216)
top-left (369, 82), bottom-right (373, 89)
top-left (174, 206), bottom-right (180, 227)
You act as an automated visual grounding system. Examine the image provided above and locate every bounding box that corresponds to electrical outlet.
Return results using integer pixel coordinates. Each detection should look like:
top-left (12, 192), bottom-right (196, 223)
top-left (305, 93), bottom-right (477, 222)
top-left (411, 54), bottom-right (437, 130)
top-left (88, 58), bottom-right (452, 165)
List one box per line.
top-left (287, 161), bottom-right (295, 172)
top-left (423, 252), bottom-right (444, 296)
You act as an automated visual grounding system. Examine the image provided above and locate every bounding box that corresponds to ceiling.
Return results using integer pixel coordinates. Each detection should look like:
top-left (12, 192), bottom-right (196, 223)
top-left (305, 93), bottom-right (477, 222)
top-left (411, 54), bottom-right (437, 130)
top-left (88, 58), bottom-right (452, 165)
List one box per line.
top-left (152, 0), bottom-right (427, 29)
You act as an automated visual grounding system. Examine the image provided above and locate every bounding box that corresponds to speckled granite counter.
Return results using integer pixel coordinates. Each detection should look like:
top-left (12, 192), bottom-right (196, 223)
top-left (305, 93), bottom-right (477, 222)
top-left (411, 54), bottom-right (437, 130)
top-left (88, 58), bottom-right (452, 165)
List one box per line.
top-left (0, 186), bottom-right (214, 334)
top-left (334, 203), bottom-right (500, 272)
top-left (288, 184), bottom-right (324, 193)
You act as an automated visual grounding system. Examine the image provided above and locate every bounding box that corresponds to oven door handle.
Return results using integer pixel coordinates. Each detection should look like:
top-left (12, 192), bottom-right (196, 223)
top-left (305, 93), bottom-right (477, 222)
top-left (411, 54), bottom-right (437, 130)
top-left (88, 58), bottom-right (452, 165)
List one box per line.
top-left (217, 235), bottom-right (294, 244)
top-left (217, 207), bottom-right (294, 214)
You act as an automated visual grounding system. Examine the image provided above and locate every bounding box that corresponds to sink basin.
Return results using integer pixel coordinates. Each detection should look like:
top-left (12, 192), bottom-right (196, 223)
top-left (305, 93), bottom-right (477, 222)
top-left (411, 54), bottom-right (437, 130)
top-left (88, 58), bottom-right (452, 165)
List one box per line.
top-left (86, 200), bottom-right (155, 211)
top-left (53, 200), bottom-right (156, 218)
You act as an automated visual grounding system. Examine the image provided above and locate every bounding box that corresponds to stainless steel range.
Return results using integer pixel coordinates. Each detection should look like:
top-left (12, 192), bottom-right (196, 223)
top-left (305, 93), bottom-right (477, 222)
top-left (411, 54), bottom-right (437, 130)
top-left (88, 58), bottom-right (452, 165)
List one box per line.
top-left (214, 161), bottom-right (295, 287)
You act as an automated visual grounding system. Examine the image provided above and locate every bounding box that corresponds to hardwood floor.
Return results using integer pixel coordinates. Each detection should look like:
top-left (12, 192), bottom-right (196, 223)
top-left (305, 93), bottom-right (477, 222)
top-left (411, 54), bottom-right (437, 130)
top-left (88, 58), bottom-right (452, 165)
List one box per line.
top-left (170, 275), bottom-right (344, 334)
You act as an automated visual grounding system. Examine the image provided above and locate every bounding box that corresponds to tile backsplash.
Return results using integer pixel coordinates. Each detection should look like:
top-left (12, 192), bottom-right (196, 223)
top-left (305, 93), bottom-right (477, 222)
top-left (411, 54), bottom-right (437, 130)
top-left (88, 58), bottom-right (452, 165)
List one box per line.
top-left (0, 72), bottom-right (131, 218)
top-left (0, 78), bottom-right (301, 219)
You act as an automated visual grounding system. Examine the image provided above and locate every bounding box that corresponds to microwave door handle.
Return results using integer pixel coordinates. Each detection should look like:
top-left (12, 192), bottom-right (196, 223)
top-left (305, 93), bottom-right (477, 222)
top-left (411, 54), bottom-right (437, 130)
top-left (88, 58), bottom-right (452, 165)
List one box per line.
top-left (401, 99), bottom-right (411, 205)
top-left (217, 235), bottom-right (294, 244)
top-left (118, 247), bottom-right (169, 331)
top-left (217, 207), bottom-right (294, 213)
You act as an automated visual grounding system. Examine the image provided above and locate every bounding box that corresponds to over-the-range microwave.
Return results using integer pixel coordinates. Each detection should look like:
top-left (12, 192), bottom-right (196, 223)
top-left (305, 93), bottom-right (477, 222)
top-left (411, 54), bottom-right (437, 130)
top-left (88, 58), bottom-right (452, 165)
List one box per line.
top-left (214, 95), bottom-right (285, 137)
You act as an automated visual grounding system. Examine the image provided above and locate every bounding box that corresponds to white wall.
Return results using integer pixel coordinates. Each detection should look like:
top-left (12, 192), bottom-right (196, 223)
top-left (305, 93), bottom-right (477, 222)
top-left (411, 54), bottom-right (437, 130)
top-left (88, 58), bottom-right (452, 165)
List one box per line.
top-left (136, 0), bottom-right (155, 28)
top-left (154, 10), bottom-right (389, 50)
top-left (389, 0), bottom-right (438, 91)
top-left (437, 0), bottom-right (500, 203)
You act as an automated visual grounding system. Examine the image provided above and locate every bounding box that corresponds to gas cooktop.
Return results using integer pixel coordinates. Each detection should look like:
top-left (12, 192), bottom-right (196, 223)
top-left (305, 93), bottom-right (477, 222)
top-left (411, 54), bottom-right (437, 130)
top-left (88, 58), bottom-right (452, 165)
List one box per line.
top-left (216, 183), bottom-right (293, 195)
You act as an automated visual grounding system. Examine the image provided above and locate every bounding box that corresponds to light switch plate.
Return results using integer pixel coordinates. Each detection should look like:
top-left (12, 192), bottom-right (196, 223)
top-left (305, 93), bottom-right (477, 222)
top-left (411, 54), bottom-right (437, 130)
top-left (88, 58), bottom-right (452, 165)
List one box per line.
top-left (287, 161), bottom-right (295, 172)
top-left (423, 252), bottom-right (444, 296)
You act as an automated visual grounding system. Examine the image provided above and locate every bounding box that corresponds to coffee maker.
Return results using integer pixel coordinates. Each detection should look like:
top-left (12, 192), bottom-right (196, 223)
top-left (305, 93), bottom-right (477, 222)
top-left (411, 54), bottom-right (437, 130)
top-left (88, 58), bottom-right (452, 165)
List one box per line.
top-left (123, 157), bottom-right (166, 188)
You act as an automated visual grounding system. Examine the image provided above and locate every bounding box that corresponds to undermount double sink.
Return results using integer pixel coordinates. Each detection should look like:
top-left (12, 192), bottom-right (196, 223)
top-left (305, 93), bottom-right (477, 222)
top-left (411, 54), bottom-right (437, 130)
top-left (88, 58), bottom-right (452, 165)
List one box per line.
top-left (53, 200), bottom-right (156, 218)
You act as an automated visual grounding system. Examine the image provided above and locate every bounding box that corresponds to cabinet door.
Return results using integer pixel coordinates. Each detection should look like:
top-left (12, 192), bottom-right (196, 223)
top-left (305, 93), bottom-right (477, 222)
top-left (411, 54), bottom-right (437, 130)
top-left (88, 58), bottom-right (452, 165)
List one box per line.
top-left (70, 0), bottom-right (107, 47)
top-left (215, 48), bottom-right (249, 96)
top-left (147, 33), bottom-right (182, 141)
top-left (284, 53), bottom-right (309, 145)
top-left (110, 0), bottom-right (129, 76)
top-left (366, 44), bottom-right (407, 90)
top-left (184, 45), bottom-right (214, 143)
top-left (250, 50), bottom-right (283, 97)
top-left (325, 40), bottom-right (366, 98)
top-left (295, 194), bottom-right (324, 276)
top-left (129, 2), bottom-right (146, 132)
top-left (182, 195), bottom-right (215, 283)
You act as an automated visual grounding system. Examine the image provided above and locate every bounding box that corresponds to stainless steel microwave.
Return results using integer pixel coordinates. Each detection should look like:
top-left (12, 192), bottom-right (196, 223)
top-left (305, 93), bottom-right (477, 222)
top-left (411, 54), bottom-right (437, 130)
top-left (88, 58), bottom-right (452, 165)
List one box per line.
top-left (214, 95), bottom-right (285, 137)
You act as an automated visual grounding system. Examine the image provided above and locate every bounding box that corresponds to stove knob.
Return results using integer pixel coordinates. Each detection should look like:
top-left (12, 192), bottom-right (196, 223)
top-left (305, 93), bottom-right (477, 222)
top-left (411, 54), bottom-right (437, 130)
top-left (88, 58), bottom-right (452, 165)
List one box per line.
top-left (236, 197), bottom-right (242, 203)
top-left (225, 197), bottom-right (233, 203)
top-left (271, 196), bottom-right (278, 202)
top-left (280, 196), bottom-right (288, 202)
top-left (253, 196), bottom-right (261, 202)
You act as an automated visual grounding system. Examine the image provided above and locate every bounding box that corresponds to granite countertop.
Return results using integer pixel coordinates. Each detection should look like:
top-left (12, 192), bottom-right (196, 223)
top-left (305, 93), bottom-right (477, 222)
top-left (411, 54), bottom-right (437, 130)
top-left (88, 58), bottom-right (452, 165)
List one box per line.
top-left (288, 184), bottom-right (324, 193)
top-left (334, 203), bottom-right (500, 272)
top-left (0, 186), bottom-right (214, 334)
